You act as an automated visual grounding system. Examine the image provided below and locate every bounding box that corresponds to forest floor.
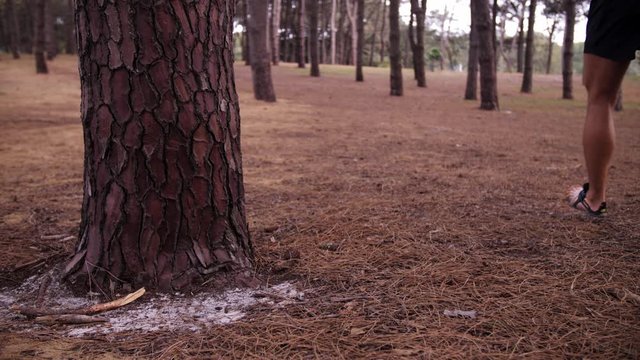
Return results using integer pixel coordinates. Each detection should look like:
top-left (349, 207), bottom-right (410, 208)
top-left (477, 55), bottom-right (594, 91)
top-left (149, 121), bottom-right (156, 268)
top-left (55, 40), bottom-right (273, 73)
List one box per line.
top-left (0, 54), bottom-right (639, 359)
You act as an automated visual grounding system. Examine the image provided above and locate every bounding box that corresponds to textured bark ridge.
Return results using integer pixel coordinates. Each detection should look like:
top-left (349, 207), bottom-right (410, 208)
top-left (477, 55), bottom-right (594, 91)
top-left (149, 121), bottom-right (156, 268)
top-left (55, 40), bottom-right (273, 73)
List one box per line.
top-left (68, 0), bottom-right (253, 292)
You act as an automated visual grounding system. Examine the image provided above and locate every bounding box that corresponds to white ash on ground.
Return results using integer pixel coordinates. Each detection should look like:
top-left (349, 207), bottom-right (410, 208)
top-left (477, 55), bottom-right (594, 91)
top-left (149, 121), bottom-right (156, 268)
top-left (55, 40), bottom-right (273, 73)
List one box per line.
top-left (1, 270), bottom-right (304, 336)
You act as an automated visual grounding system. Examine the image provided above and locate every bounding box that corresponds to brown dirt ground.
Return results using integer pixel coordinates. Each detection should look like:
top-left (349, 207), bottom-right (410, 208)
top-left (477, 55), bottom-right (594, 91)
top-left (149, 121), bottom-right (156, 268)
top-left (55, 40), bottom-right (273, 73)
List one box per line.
top-left (0, 54), bottom-right (639, 359)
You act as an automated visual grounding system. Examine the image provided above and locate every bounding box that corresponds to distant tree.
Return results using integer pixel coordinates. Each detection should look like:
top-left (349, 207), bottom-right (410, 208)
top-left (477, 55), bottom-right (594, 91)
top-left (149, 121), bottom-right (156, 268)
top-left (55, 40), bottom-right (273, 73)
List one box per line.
top-left (272, 0), bottom-right (282, 64)
top-left (345, 0), bottom-right (357, 65)
top-left (248, 0), bottom-right (277, 101)
top-left (44, 0), bottom-right (57, 60)
top-left (379, 0), bottom-right (387, 64)
top-left (297, 0), bottom-right (306, 67)
top-left (367, 0), bottom-right (382, 66)
top-left (64, 0), bottom-right (75, 54)
top-left (67, 0), bottom-right (254, 292)
top-left (241, 0), bottom-right (251, 65)
top-left (562, 0), bottom-right (576, 99)
top-left (5, 0), bottom-right (21, 59)
top-left (388, 0), bottom-right (402, 96)
top-left (309, 0), bottom-right (321, 76)
top-left (542, 0), bottom-right (563, 74)
top-left (520, 0), bottom-right (536, 93)
top-left (465, 0), bottom-right (479, 100)
top-left (355, 0), bottom-right (364, 81)
top-left (408, 0), bottom-right (426, 87)
top-left (34, 0), bottom-right (48, 73)
top-left (427, 48), bottom-right (441, 72)
top-left (330, 0), bottom-right (337, 63)
top-left (505, 0), bottom-right (527, 72)
top-left (473, 0), bottom-right (499, 110)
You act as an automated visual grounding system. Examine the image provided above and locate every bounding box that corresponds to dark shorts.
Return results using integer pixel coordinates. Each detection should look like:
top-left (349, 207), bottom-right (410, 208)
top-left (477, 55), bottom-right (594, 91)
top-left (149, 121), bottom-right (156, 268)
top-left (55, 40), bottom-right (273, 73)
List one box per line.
top-left (584, 0), bottom-right (640, 62)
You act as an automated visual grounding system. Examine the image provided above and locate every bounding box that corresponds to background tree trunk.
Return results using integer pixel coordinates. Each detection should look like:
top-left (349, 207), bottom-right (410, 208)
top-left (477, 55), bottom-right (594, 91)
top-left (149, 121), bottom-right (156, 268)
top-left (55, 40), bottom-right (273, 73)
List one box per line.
top-left (34, 0), bottom-right (48, 73)
top-left (562, 0), bottom-right (575, 99)
top-left (367, 0), bottom-right (381, 66)
top-left (355, 0), bottom-right (364, 81)
top-left (516, 0), bottom-right (526, 73)
top-left (388, 0), bottom-right (402, 96)
top-left (297, 0), bottom-right (306, 68)
top-left (345, 0), bottom-right (357, 66)
top-left (242, 0), bottom-right (251, 65)
top-left (410, 0), bottom-right (426, 87)
top-left (330, 0), bottom-right (337, 64)
top-left (475, 0), bottom-right (499, 110)
top-left (520, 0), bottom-right (536, 93)
top-left (5, 0), bottom-right (21, 59)
top-left (19, 0), bottom-right (35, 54)
top-left (248, 0), bottom-right (277, 101)
top-left (379, 0), bottom-right (386, 64)
top-left (465, 0), bottom-right (479, 100)
top-left (45, 0), bottom-right (57, 60)
top-left (272, 0), bottom-right (281, 64)
top-left (64, 0), bottom-right (75, 54)
top-left (309, 0), bottom-right (320, 76)
top-left (68, 0), bottom-right (253, 292)
top-left (545, 18), bottom-right (557, 74)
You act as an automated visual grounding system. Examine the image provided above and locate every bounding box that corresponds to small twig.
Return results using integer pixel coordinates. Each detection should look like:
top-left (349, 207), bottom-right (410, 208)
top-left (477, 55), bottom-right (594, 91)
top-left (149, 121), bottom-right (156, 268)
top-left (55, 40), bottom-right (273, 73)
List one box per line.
top-left (36, 274), bottom-right (52, 307)
top-left (35, 314), bottom-right (109, 325)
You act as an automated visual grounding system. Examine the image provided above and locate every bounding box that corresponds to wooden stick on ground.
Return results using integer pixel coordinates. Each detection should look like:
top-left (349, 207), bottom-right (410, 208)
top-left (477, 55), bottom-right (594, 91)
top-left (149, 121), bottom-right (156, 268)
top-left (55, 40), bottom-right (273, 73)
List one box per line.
top-left (12, 287), bottom-right (146, 318)
top-left (35, 314), bottom-right (109, 325)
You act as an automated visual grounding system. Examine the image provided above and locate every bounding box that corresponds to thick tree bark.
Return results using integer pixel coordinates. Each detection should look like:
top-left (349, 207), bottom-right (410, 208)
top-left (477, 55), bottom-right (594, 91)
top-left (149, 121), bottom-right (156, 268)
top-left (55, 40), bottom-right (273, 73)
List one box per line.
top-left (465, 0), bottom-right (479, 100)
top-left (309, 0), bottom-right (320, 76)
top-left (5, 0), bottom-right (21, 59)
top-left (409, 0), bottom-right (426, 87)
top-left (355, 0), bottom-right (364, 81)
top-left (64, 0), bottom-right (76, 54)
top-left (379, 0), bottom-right (386, 64)
top-left (271, 0), bottom-right (281, 64)
top-left (248, 0), bottom-right (277, 101)
top-left (474, 0), bottom-right (499, 110)
top-left (296, 0), bottom-right (306, 67)
top-left (388, 0), bottom-right (402, 96)
top-left (520, 0), bottom-right (536, 93)
top-left (562, 0), bottom-right (575, 99)
top-left (67, 0), bottom-right (254, 292)
top-left (34, 0), bottom-right (48, 73)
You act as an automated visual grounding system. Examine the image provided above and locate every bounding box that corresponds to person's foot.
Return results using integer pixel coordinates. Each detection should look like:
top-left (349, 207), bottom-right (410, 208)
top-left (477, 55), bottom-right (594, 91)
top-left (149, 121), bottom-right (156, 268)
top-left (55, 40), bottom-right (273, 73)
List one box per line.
top-left (567, 183), bottom-right (607, 216)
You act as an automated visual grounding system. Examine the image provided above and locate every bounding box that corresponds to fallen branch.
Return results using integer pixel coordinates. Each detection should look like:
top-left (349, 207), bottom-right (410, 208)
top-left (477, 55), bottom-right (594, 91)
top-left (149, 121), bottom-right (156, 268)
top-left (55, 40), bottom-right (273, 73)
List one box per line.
top-left (36, 275), bottom-right (52, 307)
top-left (12, 287), bottom-right (146, 318)
top-left (35, 314), bottom-right (108, 325)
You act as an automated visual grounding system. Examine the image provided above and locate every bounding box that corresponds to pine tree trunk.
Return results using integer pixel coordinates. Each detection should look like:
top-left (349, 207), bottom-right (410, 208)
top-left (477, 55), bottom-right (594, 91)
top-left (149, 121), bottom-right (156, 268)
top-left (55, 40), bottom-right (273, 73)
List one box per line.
top-left (45, 0), bottom-right (57, 60)
top-left (297, 0), bottom-right (306, 68)
top-left (64, 0), bottom-right (75, 54)
top-left (379, 0), bottom-right (386, 64)
top-left (520, 0), bottom-right (536, 93)
top-left (545, 19), bottom-right (556, 74)
top-left (19, 0), bottom-right (35, 54)
top-left (309, 0), bottom-right (320, 76)
top-left (475, 0), bottom-right (499, 110)
top-left (242, 0), bottom-right (251, 65)
top-left (66, 0), bottom-right (254, 292)
top-left (368, 0), bottom-right (381, 66)
top-left (282, 0), bottom-right (292, 62)
top-left (516, 1), bottom-right (525, 73)
top-left (388, 0), bottom-right (402, 96)
top-left (330, 0), bottom-right (337, 64)
top-left (34, 0), bottom-right (48, 73)
top-left (355, 0), bottom-right (364, 81)
top-left (6, 0), bottom-right (21, 59)
top-left (410, 0), bottom-right (426, 87)
top-left (248, 0), bottom-right (277, 101)
top-left (272, 0), bottom-right (281, 65)
top-left (562, 0), bottom-right (575, 99)
top-left (465, 0), bottom-right (479, 100)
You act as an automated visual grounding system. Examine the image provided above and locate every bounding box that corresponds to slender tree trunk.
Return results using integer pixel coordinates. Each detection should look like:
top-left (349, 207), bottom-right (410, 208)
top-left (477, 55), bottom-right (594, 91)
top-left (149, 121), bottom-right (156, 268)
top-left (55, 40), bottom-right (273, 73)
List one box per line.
top-left (345, 0), bottom-right (358, 66)
top-left (6, 0), bottom-right (21, 59)
top-left (410, 0), bottom-right (426, 87)
top-left (242, 0), bottom-right (251, 65)
top-left (355, 0), bottom-right (364, 81)
top-left (64, 0), bottom-right (75, 54)
top-left (330, 0), bottom-right (337, 64)
top-left (520, 0), bottom-right (536, 93)
top-left (297, 0), bottom-right (306, 67)
top-left (388, 0), bottom-right (402, 96)
top-left (309, 0), bottom-right (320, 76)
top-left (562, 0), bottom-right (575, 99)
top-left (379, 0), bottom-right (387, 64)
top-left (248, 0), bottom-right (277, 101)
top-left (474, 0), bottom-right (499, 110)
top-left (34, 0), bottom-right (48, 73)
top-left (516, 0), bottom-right (526, 73)
top-left (67, 0), bottom-right (254, 292)
top-left (368, 0), bottom-right (381, 66)
top-left (465, 0), bottom-right (479, 100)
top-left (45, 0), bottom-right (57, 60)
top-left (272, 0), bottom-right (281, 64)
top-left (545, 19), bottom-right (557, 74)
top-left (19, 0), bottom-right (35, 54)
